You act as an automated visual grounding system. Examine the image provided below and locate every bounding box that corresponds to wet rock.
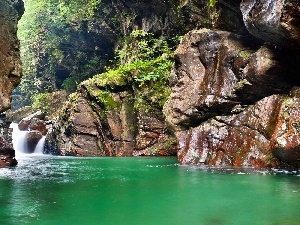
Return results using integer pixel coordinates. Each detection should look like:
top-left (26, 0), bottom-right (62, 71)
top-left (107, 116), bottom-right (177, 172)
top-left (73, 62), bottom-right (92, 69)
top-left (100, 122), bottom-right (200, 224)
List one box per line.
top-left (18, 111), bottom-right (47, 132)
top-left (0, 135), bottom-right (17, 167)
top-left (18, 117), bottom-right (31, 130)
top-left (175, 95), bottom-right (282, 167)
top-left (26, 130), bottom-right (43, 153)
top-left (28, 118), bottom-right (48, 135)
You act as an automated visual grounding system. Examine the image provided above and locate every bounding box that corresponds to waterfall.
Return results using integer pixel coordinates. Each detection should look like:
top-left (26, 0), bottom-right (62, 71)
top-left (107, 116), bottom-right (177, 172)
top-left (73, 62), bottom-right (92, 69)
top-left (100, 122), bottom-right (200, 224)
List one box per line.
top-left (11, 123), bottom-right (29, 154)
top-left (34, 136), bottom-right (46, 154)
top-left (10, 123), bottom-right (46, 155)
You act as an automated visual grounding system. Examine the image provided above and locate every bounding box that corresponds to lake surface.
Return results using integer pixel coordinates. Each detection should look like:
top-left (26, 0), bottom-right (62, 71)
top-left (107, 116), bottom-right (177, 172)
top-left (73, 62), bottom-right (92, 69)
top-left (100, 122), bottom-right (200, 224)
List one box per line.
top-left (0, 155), bottom-right (300, 225)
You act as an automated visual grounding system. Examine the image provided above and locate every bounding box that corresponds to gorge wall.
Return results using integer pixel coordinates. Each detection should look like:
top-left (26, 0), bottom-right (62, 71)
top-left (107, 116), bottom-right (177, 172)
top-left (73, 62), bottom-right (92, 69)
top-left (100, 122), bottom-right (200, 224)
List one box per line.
top-left (0, 0), bottom-right (24, 167)
top-left (23, 0), bottom-right (300, 168)
top-left (164, 0), bottom-right (300, 168)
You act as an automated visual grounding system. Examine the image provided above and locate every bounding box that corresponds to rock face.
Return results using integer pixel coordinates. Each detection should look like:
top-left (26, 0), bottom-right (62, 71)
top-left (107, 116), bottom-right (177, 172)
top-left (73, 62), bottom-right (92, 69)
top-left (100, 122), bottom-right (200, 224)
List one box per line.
top-left (0, 0), bottom-right (24, 112)
top-left (163, 0), bottom-right (300, 168)
top-left (39, 0), bottom-right (300, 168)
top-left (0, 0), bottom-right (24, 167)
top-left (46, 82), bottom-right (177, 156)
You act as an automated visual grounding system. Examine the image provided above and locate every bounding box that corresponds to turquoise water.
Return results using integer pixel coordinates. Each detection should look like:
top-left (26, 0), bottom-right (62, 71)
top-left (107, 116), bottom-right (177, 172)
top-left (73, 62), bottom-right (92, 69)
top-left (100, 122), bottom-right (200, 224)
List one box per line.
top-left (0, 155), bottom-right (300, 225)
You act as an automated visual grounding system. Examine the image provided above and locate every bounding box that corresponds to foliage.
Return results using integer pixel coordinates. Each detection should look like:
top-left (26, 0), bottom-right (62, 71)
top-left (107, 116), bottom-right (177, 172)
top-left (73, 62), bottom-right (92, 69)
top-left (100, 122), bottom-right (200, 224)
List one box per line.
top-left (115, 30), bottom-right (173, 65)
top-left (14, 0), bottom-right (103, 109)
top-left (31, 91), bottom-right (67, 117)
top-left (208, 0), bottom-right (219, 28)
top-left (209, 0), bottom-right (217, 7)
top-left (32, 93), bottom-right (50, 111)
top-left (83, 30), bottom-right (175, 112)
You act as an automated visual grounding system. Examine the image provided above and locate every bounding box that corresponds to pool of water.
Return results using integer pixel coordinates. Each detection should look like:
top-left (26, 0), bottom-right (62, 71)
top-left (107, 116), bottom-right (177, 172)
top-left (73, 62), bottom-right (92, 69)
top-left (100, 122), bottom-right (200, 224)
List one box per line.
top-left (0, 155), bottom-right (300, 225)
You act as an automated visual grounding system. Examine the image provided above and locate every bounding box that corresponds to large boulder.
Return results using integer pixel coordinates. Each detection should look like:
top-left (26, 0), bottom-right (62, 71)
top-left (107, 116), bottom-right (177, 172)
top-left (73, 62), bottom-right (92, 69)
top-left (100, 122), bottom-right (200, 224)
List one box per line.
top-left (164, 29), bottom-right (293, 131)
top-left (46, 71), bottom-right (176, 157)
top-left (18, 110), bottom-right (47, 131)
top-left (28, 118), bottom-right (48, 135)
top-left (26, 130), bottom-right (43, 153)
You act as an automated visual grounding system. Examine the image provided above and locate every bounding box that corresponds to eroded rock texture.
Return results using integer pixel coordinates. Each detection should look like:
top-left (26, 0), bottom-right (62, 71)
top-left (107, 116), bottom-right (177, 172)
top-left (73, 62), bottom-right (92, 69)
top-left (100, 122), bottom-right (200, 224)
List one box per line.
top-left (46, 85), bottom-right (176, 156)
top-left (164, 0), bottom-right (300, 168)
top-left (0, 0), bottom-right (23, 112)
top-left (0, 0), bottom-right (24, 166)
top-left (241, 0), bottom-right (300, 51)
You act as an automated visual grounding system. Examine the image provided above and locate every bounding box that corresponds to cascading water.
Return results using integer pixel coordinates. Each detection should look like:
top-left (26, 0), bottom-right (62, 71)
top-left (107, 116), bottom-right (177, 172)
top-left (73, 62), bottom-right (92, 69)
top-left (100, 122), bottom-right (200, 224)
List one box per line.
top-left (34, 136), bottom-right (46, 154)
top-left (10, 123), bottom-right (46, 155)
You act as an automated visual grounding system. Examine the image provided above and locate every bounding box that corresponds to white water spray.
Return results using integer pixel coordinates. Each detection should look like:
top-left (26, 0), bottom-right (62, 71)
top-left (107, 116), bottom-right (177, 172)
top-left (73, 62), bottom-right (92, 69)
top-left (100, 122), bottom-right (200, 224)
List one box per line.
top-left (10, 123), bottom-right (46, 155)
top-left (34, 136), bottom-right (46, 154)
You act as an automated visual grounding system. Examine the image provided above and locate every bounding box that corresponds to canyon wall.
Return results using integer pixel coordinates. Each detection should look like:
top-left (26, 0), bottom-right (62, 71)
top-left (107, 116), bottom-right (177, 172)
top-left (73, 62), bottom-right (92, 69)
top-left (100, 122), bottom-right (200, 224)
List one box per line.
top-left (36, 0), bottom-right (300, 168)
top-left (0, 0), bottom-right (24, 167)
top-left (164, 0), bottom-right (300, 168)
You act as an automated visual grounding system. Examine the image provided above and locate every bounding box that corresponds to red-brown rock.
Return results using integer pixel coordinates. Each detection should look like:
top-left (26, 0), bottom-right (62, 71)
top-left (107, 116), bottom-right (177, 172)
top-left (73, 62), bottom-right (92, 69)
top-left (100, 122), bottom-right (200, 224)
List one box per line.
top-left (270, 96), bottom-right (300, 166)
top-left (18, 117), bottom-right (31, 130)
top-left (29, 118), bottom-right (48, 135)
top-left (26, 131), bottom-right (43, 153)
top-left (0, 135), bottom-right (17, 167)
top-left (163, 28), bottom-right (300, 168)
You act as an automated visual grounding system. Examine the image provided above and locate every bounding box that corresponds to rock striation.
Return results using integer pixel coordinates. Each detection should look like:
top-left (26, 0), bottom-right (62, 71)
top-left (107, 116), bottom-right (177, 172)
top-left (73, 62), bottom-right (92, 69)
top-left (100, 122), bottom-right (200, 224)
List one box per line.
top-left (0, 0), bottom-right (24, 167)
top-left (163, 0), bottom-right (300, 168)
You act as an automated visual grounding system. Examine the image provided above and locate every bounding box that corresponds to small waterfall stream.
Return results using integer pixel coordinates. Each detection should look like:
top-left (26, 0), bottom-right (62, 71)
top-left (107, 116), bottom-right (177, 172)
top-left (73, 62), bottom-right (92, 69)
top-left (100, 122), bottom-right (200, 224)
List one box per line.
top-left (10, 123), bottom-right (46, 155)
top-left (34, 136), bottom-right (46, 154)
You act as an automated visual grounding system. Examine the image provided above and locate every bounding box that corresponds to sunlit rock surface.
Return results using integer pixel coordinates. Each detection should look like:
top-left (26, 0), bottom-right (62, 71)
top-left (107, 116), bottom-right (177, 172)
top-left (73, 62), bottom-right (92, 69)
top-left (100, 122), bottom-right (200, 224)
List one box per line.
top-left (164, 0), bottom-right (300, 168)
top-left (0, 0), bottom-right (24, 167)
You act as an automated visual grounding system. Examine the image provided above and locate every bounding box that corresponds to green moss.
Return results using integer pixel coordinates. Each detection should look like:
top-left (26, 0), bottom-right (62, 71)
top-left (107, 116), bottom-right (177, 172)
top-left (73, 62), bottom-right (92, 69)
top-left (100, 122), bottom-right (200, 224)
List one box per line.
top-left (234, 79), bottom-right (251, 89)
top-left (96, 90), bottom-right (118, 110)
top-left (209, 0), bottom-right (217, 7)
top-left (80, 30), bottom-right (174, 114)
top-left (236, 50), bottom-right (252, 60)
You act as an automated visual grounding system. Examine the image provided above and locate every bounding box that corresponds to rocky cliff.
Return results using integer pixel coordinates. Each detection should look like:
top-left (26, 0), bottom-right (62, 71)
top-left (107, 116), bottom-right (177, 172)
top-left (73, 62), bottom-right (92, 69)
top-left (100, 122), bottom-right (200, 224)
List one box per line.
top-left (43, 0), bottom-right (189, 156)
top-left (0, 0), bottom-right (24, 167)
top-left (164, 0), bottom-right (300, 168)
top-left (30, 0), bottom-right (300, 168)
